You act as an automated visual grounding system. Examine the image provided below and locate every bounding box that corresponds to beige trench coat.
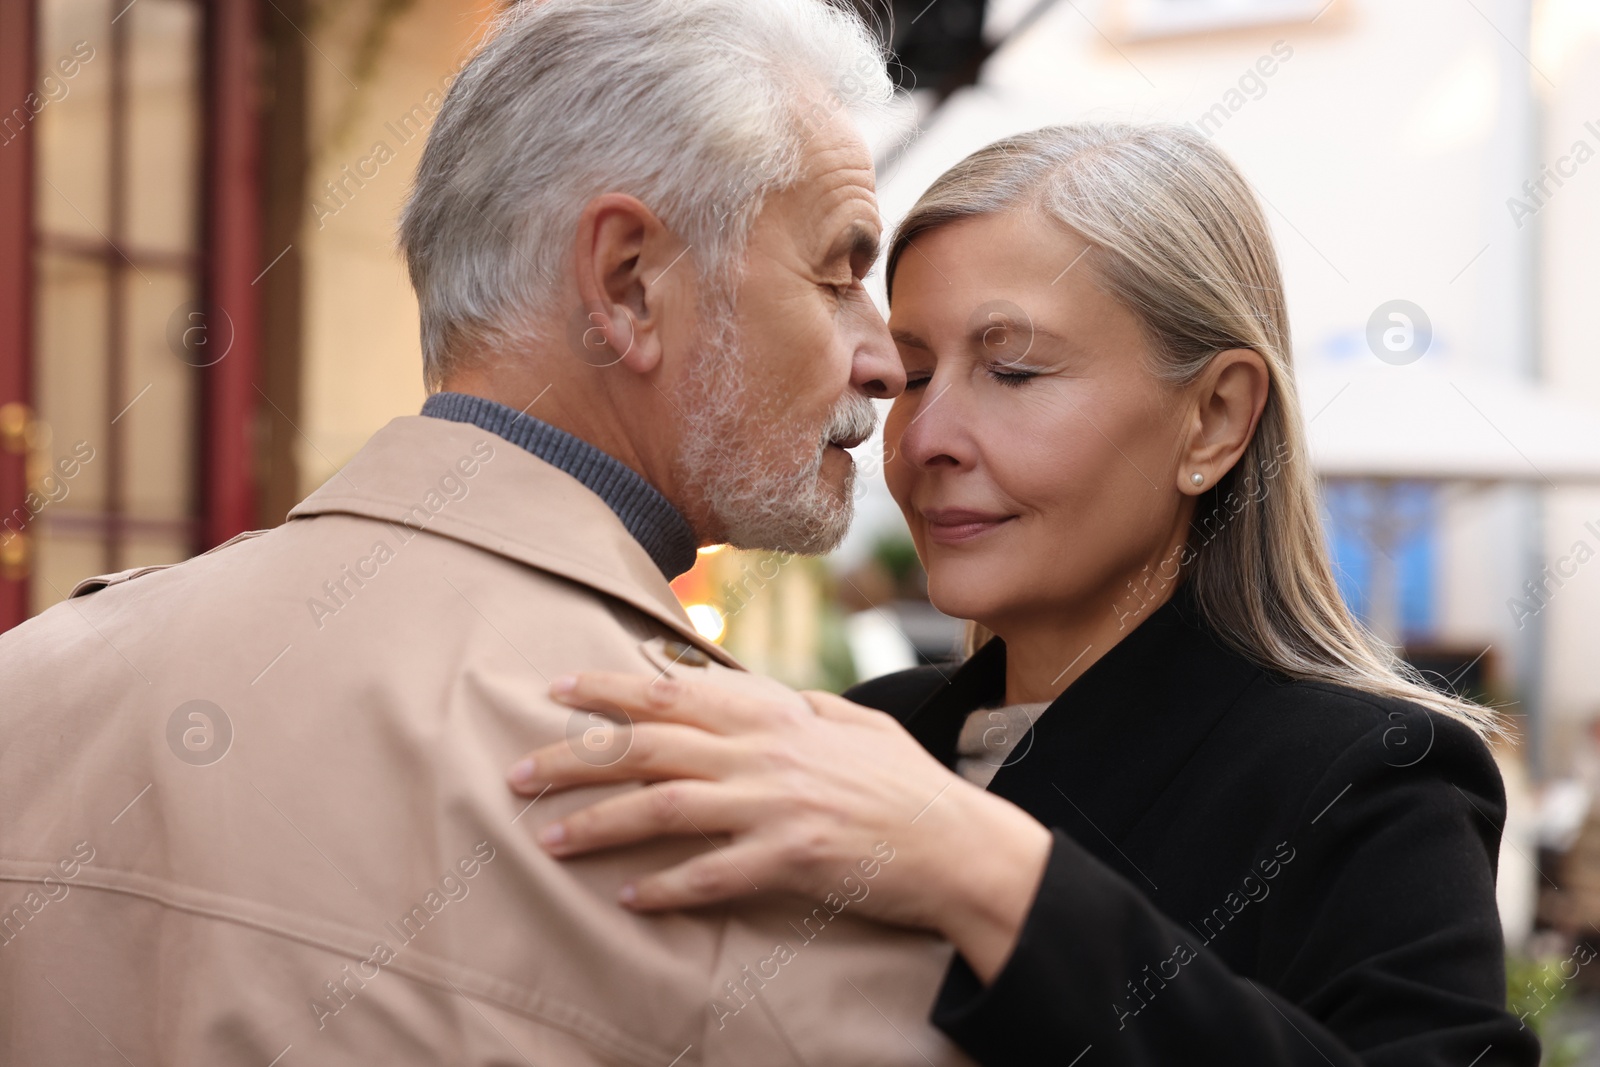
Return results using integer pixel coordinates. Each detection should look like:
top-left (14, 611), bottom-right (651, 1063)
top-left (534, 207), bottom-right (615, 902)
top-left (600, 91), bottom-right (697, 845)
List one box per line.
top-left (0, 414), bottom-right (971, 1066)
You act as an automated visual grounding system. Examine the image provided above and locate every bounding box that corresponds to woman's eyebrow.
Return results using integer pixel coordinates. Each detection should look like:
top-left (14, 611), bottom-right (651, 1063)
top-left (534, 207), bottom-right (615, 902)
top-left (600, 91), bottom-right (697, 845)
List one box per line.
top-left (969, 317), bottom-right (1074, 355)
top-left (891, 317), bottom-right (1076, 356)
top-left (891, 322), bottom-right (1073, 355)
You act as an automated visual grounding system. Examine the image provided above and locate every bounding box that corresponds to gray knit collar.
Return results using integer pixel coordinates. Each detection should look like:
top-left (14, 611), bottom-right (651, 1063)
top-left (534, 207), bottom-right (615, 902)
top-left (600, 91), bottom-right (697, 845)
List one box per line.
top-left (420, 392), bottom-right (699, 580)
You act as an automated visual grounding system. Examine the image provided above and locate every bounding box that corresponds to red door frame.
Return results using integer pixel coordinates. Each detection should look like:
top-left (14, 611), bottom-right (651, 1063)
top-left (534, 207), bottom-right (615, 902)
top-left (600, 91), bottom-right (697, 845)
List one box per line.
top-left (202, 0), bottom-right (263, 551)
top-left (0, 0), bottom-right (38, 629)
top-left (0, 0), bottom-right (262, 632)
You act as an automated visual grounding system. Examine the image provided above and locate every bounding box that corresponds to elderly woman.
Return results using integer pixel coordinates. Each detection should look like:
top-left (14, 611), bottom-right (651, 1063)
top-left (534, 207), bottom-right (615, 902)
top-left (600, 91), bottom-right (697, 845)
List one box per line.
top-left (506, 123), bottom-right (1536, 1066)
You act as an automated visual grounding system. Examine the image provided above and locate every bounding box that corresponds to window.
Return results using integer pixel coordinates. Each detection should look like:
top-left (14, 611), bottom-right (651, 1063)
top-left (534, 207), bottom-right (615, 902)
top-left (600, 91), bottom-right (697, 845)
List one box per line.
top-left (1322, 480), bottom-right (1439, 641)
top-left (0, 0), bottom-right (261, 630)
top-left (30, 0), bottom-right (205, 613)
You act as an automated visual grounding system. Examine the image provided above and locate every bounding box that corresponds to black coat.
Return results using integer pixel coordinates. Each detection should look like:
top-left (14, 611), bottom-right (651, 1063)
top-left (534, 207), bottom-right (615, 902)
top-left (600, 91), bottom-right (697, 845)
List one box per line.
top-left (843, 588), bottom-right (1538, 1067)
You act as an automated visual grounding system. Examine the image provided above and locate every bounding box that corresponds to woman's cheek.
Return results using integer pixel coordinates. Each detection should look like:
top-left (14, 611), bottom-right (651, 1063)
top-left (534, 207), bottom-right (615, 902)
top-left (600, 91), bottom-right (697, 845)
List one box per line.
top-left (882, 434), bottom-right (913, 510)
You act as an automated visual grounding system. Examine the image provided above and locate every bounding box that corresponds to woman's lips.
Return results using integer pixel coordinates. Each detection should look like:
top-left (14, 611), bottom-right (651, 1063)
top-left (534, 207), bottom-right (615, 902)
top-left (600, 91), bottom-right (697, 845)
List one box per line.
top-left (922, 510), bottom-right (1016, 546)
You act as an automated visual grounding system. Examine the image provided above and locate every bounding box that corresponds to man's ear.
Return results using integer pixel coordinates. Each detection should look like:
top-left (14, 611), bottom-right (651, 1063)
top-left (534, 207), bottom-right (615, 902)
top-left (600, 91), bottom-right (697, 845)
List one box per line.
top-left (571, 193), bottom-right (684, 376)
top-left (1176, 348), bottom-right (1270, 495)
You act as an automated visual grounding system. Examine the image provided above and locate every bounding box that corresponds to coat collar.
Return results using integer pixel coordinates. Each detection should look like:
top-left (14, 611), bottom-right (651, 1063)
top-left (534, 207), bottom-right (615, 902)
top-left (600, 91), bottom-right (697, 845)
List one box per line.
top-left (287, 415), bottom-right (740, 669)
top-left (419, 391), bottom-right (698, 580)
top-left (902, 587), bottom-right (1265, 848)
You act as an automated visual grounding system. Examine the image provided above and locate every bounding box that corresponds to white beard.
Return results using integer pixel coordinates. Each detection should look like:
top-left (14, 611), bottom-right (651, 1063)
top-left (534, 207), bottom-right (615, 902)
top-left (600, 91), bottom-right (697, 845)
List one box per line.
top-left (672, 291), bottom-right (878, 555)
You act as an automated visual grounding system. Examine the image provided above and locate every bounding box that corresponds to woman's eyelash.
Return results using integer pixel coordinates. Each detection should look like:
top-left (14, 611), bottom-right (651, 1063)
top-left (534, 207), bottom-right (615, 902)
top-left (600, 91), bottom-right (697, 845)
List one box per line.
top-left (903, 366), bottom-right (1037, 389)
top-left (987, 365), bottom-right (1037, 387)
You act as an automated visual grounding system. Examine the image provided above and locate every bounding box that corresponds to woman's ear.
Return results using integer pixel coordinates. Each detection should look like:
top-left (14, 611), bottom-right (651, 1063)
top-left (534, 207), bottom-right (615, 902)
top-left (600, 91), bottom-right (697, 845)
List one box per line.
top-left (571, 193), bottom-right (683, 376)
top-left (1177, 348), bottom-right (1270, 495)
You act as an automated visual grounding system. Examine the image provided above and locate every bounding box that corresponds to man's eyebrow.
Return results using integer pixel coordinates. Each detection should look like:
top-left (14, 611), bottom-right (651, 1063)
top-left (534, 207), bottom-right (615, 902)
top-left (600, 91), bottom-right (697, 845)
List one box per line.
top-left (826, 222), bottom-right (881, 267)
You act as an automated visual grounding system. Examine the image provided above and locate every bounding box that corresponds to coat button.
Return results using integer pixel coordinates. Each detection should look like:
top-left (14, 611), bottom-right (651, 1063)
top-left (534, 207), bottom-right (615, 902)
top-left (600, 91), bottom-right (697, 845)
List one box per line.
top-left (662, 639), bottom-right (711, 667)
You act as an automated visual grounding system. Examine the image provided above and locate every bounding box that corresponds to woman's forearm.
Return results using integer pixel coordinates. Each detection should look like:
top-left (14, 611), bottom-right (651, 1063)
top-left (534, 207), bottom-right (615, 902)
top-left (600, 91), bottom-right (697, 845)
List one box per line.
top-left (927, 787), bottom-right (1055, 984)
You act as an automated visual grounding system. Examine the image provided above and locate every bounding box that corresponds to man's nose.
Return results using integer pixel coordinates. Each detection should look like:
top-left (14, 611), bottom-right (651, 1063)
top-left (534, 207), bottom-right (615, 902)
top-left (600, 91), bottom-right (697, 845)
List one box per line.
top-left (849, 301), bottom-right (905, 400)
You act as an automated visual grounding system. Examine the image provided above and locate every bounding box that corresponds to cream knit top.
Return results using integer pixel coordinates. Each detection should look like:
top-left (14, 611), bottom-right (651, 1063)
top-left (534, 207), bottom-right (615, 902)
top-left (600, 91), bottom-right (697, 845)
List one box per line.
top-left (954, 700), bottom-right (1052, 788)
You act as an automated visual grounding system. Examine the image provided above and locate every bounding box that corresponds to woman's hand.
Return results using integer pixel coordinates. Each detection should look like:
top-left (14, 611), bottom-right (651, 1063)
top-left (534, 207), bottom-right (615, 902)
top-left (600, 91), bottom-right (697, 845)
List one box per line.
top-left (506, 668), bottom-right (1054, 983)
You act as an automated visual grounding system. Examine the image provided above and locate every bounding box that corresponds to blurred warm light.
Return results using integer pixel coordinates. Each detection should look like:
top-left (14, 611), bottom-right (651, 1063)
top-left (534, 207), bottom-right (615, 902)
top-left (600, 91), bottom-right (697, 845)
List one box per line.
top-left (685, 603), bottom-right (726, 642)
top-left (697, 544), bottom-right (726, 555)
top-left (1533, 0), bottom-right (1600, 84)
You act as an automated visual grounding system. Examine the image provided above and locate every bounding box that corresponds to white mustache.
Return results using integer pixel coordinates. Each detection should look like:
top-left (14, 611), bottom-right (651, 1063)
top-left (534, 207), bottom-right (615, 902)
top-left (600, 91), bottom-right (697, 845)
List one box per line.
top-left (823, 393), bottom-right (878, 449)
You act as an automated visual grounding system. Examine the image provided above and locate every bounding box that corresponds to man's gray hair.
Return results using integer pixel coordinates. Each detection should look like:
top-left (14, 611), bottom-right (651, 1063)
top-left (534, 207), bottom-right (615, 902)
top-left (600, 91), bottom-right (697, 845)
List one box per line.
top-left (399, 0), bottom-right (894, 388)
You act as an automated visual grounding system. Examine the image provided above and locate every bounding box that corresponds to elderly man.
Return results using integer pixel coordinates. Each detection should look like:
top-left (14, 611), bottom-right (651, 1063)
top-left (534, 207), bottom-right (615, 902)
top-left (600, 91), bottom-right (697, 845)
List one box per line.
top-left (0, 1), bottom-right (972, 1063)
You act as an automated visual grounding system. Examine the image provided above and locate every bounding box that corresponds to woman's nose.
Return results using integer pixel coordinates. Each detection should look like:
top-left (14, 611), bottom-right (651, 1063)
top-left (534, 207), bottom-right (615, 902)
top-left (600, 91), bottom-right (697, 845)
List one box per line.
top-left (892, 381), bottom-right (971, 471)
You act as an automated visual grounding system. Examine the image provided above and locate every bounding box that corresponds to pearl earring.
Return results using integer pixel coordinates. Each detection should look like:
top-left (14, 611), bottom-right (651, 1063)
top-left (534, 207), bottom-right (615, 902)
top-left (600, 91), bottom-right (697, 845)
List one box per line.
top-left (1190, 472), bottom-right (1205, 487)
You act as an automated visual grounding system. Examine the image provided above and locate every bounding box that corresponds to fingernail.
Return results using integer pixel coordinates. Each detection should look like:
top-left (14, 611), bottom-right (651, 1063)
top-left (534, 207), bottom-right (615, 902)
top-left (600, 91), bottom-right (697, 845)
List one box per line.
top-left (538, 822), bottom-right (566, 848)
top-left (550, 675), bottom-right (577, 695)
top-left (509, 758), bottom-right (536, 787)
top-left (618, 882), bottom-right (637, 905)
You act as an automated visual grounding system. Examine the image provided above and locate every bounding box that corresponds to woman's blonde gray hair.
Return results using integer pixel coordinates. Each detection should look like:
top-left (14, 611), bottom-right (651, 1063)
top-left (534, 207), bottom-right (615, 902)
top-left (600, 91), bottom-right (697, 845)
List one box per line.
top-left (887, 122), bottom-right (1501, 739)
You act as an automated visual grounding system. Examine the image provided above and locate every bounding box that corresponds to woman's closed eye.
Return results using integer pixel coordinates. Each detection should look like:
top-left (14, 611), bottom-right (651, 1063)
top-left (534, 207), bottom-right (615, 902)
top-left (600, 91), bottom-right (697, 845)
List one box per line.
top-left (903, 363), bottom-right (1041, 390)
top-left (986, 362), bottom-right (1041, 387)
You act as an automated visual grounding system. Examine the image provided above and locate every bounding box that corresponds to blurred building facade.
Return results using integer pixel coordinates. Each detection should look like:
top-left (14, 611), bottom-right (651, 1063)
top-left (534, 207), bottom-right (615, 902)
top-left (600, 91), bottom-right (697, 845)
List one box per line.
top-left (0, 0), bottom-right (492, 627)
top-left (2, 0), bottom-right (262, 621)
